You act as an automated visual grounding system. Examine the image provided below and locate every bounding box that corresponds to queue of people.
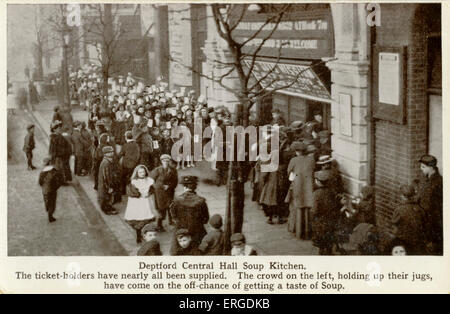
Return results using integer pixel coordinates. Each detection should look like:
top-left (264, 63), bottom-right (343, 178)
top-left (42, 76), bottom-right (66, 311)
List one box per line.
top-left (33, 64), bottom-right (442, 256)
top-left (250, 109), bottom-right (443, 256)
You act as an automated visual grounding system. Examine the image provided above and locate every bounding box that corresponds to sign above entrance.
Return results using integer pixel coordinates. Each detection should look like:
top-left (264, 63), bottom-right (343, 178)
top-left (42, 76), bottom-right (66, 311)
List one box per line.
top-left (233, 9), bottom-right (334, 60)
top-left (242, 59), bottom-right (331, 102)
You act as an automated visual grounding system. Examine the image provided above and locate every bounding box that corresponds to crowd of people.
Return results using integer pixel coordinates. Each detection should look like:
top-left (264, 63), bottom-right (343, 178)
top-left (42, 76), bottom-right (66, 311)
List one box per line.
top-left (30, 63), bottom-right (443, 256)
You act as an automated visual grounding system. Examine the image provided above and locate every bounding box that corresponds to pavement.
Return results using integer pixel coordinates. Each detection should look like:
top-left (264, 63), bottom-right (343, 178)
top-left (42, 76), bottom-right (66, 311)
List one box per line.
top-left (19, 97), bottom-right (318, 256)
top-left (7, 109), bottom-right (127, 256)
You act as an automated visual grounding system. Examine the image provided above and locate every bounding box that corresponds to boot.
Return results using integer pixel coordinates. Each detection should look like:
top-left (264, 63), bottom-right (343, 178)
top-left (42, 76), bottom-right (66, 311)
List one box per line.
top-left (48, 214), bottom-right (56, 223)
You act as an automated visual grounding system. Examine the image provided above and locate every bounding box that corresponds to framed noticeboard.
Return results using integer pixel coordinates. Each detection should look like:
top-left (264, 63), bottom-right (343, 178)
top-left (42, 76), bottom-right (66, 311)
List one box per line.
top-left (373, 46), bottom-right (407, 124)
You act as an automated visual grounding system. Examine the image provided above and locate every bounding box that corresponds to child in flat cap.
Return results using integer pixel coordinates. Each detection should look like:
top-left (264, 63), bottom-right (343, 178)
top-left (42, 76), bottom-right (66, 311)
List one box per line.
top-left (23, 124), bottom-right (36, 170)
top-left (198, 214), bottom-right (225, 255)
top-left (137, 223), bottom-right (162, 256)
top-left (39, 157), bottom-right (64, 222)
top-left (170, 229), bottom-right (201, 256)
top-left (230, 233), bottom-right (257, 256)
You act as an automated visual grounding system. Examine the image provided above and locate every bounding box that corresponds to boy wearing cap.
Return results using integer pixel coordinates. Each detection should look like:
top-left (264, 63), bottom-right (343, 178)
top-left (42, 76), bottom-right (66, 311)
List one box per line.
top-left (311, 170), bottom-right (340, 255)
top-left (23, 124), bottom-right (36, 170)
top-left (391, 184), bottom-right (427, 255)
top-left (230, 233), bottom-right (257, 256)
top-left (151, 154), bottom-right (178, 230)
top-left (171, 229), bottom-right (201, 256)
top-left (198, 214), bottom-right (225, 255)
top-left (137, 223), bottom-right (162, 256)
top-left (415, 155), bottom-right (443, 255)
top-left (39, 157), bottom-right (64, 222)
top-left (97, 146), bottom-right (118, 215)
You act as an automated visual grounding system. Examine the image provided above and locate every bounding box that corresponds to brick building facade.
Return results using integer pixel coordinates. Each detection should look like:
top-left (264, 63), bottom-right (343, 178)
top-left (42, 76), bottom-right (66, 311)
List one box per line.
top-left (201, 3), bottom-right (442, 231)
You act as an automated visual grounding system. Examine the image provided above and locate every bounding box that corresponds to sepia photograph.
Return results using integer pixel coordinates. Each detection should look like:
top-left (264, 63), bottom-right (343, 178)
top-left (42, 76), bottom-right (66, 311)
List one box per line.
top-left (6, 2), bottom-right (443, 258)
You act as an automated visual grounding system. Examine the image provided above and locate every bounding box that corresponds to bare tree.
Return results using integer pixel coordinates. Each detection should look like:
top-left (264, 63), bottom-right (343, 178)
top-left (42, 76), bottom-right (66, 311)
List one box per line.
top-left (170, 3), bottom-right (334, 252)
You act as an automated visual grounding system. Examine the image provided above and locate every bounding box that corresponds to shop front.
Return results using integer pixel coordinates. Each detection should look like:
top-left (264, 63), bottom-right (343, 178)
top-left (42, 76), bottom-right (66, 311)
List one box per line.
top-left (234, 4), bottom-right (334, 128)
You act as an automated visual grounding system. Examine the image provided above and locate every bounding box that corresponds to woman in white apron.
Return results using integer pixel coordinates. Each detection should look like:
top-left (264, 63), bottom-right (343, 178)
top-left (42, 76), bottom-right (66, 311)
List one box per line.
top-left (124, 165), bottom-right (159, 243)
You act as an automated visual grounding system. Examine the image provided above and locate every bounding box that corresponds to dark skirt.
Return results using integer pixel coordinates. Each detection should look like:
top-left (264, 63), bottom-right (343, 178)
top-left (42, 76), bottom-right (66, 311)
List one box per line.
top-left (126, 219), bottom-right (154, 231)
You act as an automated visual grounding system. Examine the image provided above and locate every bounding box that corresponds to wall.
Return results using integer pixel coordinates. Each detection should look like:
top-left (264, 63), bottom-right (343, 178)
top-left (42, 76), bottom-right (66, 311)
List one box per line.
top-left (372, 4), bottom-right (441, 229)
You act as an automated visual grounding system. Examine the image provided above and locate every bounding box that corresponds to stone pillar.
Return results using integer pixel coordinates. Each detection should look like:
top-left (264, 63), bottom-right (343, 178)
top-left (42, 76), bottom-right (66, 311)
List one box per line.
top-left (201, 5), bottom-right (239, 110)
top-left (326, 3), bottom-right (371, 195)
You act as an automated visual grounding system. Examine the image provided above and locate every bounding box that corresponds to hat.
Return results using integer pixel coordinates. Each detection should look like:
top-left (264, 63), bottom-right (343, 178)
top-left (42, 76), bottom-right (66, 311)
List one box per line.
top-left (198, 95), bottom-right (206, 104)
top-left (290, 141), bottom-right (306, 152)
top-left (290, 120), bottom-right (303, 129)
top-left (102, 146), bottom-right (114, 154)
top-left (175, 228), bottom-right (191, 238)
top-left (27, 124), bottom-right (35, 131)
top-left (315, 170), bottom-right (331, 182)
top-left (318, 130), bottom-right (331, 138)
top-left (230, 233), bottom-right (246, 244)
top-left (313, 108), bottom-right (322, 116)
top-left (303, 138), bottom-right (315, 146)
top-left (400, 184), bottom-right (415, 198)
top-left (209, 214), bottom-right (223, 229)
top-left (141, 223), bottom-right (159, 234)
top-left (418, 155), bottom-right (437, 167)
top-left (316, 155), bottom-right (333, 165)
top-left (181, 176), bottom-right (198, 185)
top-left (160, 154), bottom-right (171, 161)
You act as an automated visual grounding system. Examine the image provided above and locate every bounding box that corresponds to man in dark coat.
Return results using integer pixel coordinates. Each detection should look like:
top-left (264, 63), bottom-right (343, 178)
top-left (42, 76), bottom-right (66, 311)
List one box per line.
top-left (311, 170), bottom-right (340, 255)
top-left (119, 131), bottom-right (141, 194)
top-left (151, 154), bottom-right (178, 230)
top-left (415, 155), bottom-right (443, 255)
top-left (169, 176), bottom-right (209, 254)
top-left (23, 124), bottom-right (36, 170)
top-left (72, 121), bottom-right (88, 176)
top-left (39, 157), bottom-right (64, 222)
top-left (97, 146), bottom-right (118, 215)
top-left (49, 120), bottom-right (72, 185)
top-left (270, 108), bottom-right (286, 126)
top-left (80, 122), bottom-right (92, 174)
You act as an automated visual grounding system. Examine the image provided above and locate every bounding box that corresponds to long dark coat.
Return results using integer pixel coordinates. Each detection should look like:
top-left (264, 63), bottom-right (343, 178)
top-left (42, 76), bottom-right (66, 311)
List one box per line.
top-left (416, 172), bottom-right (443, 254)
top-left (287, 154), bottom-right (315, 208)
top-left (97, 157), bottom-right (115, 204)
top-left (23, 132), bottom-right (35, 153)
top-left (311, 186), bottom-right (340, 248)
top-left (259, 166), bottom-right (279, 207)
top-left (71, 129), bottom-right (86, 156)
top-left (170, 191), bottom-right (209, 246)
top-left (391, 201), bottom-right (427, 255)
top-left (151, 165), bottom-right (178, 211)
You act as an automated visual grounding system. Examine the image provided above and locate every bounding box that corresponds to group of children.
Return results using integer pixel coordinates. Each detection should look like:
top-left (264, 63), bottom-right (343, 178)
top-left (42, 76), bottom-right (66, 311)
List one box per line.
top-left (137, 213), bottom-right (257, 256)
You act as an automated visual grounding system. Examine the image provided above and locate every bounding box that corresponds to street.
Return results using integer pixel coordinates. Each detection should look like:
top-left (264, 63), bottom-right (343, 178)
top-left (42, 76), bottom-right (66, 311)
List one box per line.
top-left (7, 100), bottom-right (318, 256)
top-left (7, 110), bottom-right (127, 256)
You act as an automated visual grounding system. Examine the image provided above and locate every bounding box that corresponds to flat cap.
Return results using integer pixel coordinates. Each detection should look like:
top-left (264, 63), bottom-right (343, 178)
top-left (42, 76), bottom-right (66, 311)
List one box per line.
top-left (230, 233), bottom-right (246, 244)
top-left (160, 154), bottom-right (171, 161)
top-left (141, 223), bottom-right (159, 234)
top-left (418, 155), bottom-right (437, 167)
top-left (102, 146), bottom-right (114, 154)
top-left (290, 120), bottom-right (304, 129)
top-left (175, 228), bottom-right (191, 238)
top-left (27, 124), bottom-right (35, 131)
